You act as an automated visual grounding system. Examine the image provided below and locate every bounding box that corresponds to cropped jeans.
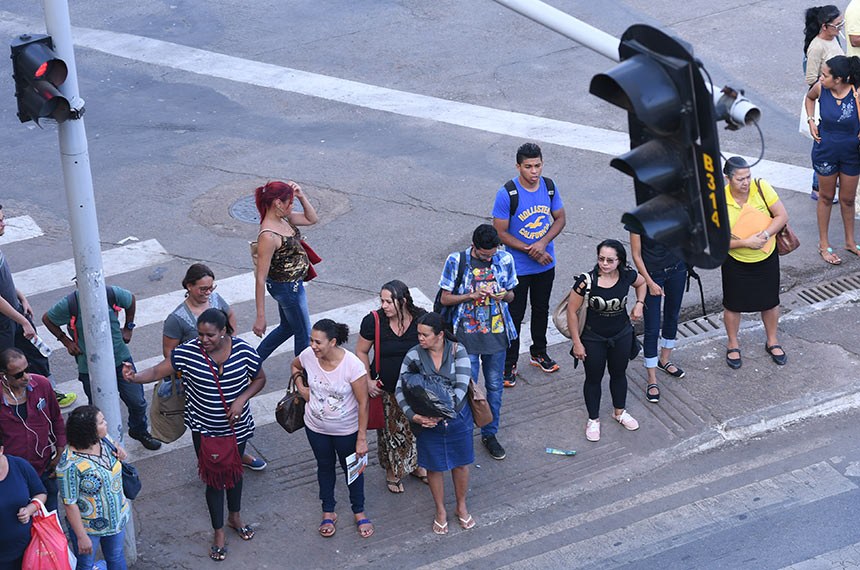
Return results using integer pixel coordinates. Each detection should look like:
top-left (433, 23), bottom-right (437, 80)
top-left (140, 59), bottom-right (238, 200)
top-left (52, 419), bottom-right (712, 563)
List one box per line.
top-left (70, 527), bottom-right (127, 570)
top-left (642, 261), bottom-right (686, 369)
top-left (257, 279), bottom-right (311, 362)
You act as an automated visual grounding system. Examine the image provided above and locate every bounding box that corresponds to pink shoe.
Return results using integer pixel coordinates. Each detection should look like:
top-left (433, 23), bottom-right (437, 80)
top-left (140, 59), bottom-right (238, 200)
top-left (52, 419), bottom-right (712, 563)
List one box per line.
top-left (613, 410), bottom-right (639, 431)
top-left (585, 419), bottom-right (600, 442)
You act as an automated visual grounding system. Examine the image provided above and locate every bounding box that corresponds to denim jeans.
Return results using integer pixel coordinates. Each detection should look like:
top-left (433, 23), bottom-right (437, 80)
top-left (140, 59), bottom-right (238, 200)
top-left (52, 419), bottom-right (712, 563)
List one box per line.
top-left (80, 359), bottom-right (147, 434)
top-left (505, 267), bottom-right (555, 370)
top-left (642, 261), bottom-right (686, 369)
top-left (40, 471), bottom-right (59, 514)
top-left (468, 350), bottom-right (505, 438)
top-left (256, 279), bottom-right (311, 362)
top-left (305, 427), bottom-right (365, 514)
top-left (70, 527), bottom-right (127, 570)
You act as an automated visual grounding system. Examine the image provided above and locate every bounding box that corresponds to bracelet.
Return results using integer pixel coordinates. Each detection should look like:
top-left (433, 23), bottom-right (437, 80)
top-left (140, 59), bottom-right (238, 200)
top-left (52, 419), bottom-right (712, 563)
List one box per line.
top-left (635, 300), bottom-right (645, 305)
top-left (807, 117), bottom-right (816, 123)
top-left (763, 230), bottom-right (770, 240)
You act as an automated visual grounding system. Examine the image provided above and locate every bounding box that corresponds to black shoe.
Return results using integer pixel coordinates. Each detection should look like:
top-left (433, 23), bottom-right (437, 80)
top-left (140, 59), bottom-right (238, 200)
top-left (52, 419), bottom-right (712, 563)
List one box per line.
top-left (656, 360), bottom-right (686, 378)
top-left (481, 435), bottom-right (506, 460)
top-left (530, 352), bottom-right (559, 373)
top-left (129, 431), bottom-right (162, 451)
top-left (503, 364), bottom-right (517, 388)
top-left (726, 348), bottom-right (742, 370)
top-left (765, 344), bottom-right (787, 366)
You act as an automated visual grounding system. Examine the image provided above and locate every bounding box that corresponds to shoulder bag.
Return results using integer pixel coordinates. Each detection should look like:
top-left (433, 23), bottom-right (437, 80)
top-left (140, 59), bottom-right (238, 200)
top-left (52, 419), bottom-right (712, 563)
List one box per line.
top-left (149, 375), bottom-right (186, 443)
top-left (366, 311), bottom-right (386, 430)
top-left (451, 342), bottom-right (492, 427)
top-left (199, 347), bottom-right (244, 490)
top-left (755, 179), bottom-right (799, 255)
top-left (101, 438), bottom-right (142, 500)
top-left (552, 271), bottom-right (592, 338)
top-left (275, 370), bottom-right (307, 433)
top-left (250, 227), bottom-right (323, 281)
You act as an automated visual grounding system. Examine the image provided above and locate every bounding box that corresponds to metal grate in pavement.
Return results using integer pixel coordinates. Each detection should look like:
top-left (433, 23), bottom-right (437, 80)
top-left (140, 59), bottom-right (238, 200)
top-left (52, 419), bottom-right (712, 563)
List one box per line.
top-left (676, 315), bottom-right (723, 339)
top-left (795, 273), bottom-right (860, 304)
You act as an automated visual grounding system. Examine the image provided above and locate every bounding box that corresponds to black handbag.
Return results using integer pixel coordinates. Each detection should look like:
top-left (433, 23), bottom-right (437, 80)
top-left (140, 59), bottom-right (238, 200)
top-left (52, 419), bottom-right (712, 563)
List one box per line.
top-left (275, 370), bottom-right (307, 433)
top-left (102, 438), bottom-right (142, 500)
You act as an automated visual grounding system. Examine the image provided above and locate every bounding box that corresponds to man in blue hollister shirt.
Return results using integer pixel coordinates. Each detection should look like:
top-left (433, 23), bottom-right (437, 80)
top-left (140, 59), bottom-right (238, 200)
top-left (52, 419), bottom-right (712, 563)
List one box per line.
top-left (492, 143), bottom-right (566, 386)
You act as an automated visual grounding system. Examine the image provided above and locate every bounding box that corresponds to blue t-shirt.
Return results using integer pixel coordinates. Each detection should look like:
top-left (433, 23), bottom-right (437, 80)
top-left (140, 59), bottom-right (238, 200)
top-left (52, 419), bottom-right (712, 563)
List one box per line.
top-left (492, 177), bottom-right (564, 276)
top-left (0, 455), bottom-right (46, 562)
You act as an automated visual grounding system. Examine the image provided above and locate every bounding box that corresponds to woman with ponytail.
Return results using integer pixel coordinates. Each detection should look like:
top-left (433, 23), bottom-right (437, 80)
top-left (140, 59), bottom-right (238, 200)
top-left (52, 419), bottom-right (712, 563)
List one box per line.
top-left (291, 319), bottom-right (373, 539)
top-left (805, 54), bottom-right (860, 264)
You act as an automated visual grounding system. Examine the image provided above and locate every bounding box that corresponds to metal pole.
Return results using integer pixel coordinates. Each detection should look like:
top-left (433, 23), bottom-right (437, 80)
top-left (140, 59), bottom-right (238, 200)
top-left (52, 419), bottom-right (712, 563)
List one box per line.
top-left (491, 0), bottom-right (760, 127)
top-left (40, 0), bottom-right (137, 561)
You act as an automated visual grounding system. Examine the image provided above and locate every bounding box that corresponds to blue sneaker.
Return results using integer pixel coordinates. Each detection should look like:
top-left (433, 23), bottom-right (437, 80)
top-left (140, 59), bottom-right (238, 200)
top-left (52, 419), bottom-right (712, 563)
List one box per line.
top-left (243, 456), bottom-right (267, 471)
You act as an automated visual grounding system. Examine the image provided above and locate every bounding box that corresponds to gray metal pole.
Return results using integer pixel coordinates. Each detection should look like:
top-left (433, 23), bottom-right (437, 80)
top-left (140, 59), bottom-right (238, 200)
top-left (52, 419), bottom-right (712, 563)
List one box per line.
top-left (40, 0), bottom-right (137, 561)
top-left (491, 0), bottom-right (760, 127)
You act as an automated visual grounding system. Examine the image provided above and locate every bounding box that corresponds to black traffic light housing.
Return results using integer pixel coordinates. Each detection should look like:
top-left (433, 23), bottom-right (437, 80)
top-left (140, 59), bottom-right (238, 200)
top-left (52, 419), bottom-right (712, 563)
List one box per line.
top-left (590, 25), bottom-right (728, 269)
top-left (10, 33), bottom-right (71, 125)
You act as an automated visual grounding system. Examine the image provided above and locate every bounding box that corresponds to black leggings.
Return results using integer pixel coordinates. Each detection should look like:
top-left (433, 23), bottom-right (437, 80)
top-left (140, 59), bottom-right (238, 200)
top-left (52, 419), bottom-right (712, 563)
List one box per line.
top-left (582, 329), bottom-right (632, 420)
top-left (192, 431), bottom-right (246, 530)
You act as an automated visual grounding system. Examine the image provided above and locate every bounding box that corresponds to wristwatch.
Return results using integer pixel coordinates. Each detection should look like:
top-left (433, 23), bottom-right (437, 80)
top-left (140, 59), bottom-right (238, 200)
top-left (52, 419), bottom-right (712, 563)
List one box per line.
top-left (124, 322), bottom-right (136, 330)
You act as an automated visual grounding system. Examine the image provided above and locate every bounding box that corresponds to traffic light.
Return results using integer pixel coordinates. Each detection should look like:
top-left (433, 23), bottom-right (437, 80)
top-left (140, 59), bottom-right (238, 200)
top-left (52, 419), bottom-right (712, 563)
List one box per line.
top-left (589, 25), bottom-right (728, 269)
top-left (10, 34), bottom-right (70, 125)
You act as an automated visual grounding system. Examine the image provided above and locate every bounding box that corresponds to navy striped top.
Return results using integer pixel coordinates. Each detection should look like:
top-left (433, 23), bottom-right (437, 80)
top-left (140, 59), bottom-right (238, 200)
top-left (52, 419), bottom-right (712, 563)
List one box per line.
top-left (171, 338), bottom-right (261, 443)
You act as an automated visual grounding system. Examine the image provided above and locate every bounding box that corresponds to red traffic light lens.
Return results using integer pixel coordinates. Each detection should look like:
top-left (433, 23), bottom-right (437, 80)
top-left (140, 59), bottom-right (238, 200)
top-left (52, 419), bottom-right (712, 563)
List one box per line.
top-left (35, 62), bottom-right (48, 78)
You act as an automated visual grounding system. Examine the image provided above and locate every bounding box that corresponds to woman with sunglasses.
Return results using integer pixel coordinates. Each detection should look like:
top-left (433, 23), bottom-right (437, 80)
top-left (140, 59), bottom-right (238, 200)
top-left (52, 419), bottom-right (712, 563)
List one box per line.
top-left (163, 263), bottom-right (265, 470)
top-left (566, 240), bottom-right (647, 443)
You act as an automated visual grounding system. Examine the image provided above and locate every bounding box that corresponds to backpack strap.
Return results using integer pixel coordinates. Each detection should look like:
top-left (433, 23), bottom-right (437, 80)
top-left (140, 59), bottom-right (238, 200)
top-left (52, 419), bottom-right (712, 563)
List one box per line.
top-left (453, 251), bottom-right (467, 293)
top-left (506, 177), bottom-right (556, 218)
top-left (544, 176), bottom-right (555, 199)
top-left (66, 286), bottom-right (122, 345)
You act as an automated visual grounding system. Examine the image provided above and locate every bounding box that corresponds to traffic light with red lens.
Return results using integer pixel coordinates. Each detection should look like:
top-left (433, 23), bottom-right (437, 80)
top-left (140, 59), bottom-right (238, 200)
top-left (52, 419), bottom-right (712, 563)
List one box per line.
top-left (590, 25), bottom-right (729, 269)
top-left (10, 34), bottom-right (70, 125)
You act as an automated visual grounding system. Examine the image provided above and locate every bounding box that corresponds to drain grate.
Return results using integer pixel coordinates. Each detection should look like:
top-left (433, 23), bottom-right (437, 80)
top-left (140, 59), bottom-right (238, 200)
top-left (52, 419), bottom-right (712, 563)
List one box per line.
top-left (796, 273), bottom-right (860, 305)
top-left (676, 315), bottom-right (723, 339)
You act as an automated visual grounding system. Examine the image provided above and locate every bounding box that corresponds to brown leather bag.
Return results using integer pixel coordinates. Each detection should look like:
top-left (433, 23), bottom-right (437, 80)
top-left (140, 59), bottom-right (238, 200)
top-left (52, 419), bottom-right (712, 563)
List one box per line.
top-left (755, 179), bottom-right (799, 255)
top-left (275, 370), bottom-right (307, 433)
top-left (467, 379), bottom-right (493, 428)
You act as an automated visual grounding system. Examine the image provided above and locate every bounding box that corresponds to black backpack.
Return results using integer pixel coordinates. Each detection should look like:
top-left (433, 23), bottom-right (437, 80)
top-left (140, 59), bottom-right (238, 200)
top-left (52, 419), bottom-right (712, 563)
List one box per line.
top-left (66, 286), bottom-right (122, 344)
top-left (433, 251), bottom-right (467, 332)
top-left (504, 176), bottom-right (556, 217)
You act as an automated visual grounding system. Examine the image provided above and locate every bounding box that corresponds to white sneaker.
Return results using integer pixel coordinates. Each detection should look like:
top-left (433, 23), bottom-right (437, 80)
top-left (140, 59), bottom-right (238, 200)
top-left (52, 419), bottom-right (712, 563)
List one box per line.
top-left (613, 410), bottom-right (639, 431)
top-left (585, 419), bottom-right (600, 442)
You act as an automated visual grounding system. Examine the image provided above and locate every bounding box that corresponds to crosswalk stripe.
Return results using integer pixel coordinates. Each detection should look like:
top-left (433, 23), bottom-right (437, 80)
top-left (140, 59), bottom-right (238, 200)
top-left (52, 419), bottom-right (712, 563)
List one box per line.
top-left (495, 462), bottom-right (855, 569)
top-left (780, 541), bottom-right (860, 569)
top-left (13, 239), bottom-right (171, 297)
top-left (0, 216), bottom-right (44, 246)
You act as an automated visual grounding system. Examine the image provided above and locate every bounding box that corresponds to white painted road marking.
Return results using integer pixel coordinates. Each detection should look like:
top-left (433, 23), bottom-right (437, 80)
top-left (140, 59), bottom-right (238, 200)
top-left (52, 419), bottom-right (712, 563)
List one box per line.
top-left (0, 216), bottom-right (44, 246)
top-left (0, 12), bottom-right (811, 194)
top-left (781, 541), bottom-right (860, 569)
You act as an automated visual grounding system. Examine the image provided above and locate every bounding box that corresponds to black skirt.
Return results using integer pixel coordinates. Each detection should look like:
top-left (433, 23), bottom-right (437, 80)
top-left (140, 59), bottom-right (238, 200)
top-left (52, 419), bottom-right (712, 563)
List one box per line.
top-left (721, 248), bottom-right (780, 312)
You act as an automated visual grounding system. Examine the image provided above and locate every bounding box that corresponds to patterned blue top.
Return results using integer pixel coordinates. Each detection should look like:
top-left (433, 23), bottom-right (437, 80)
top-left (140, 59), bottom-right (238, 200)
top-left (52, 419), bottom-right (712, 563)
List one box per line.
top-left (438, 247), bottom-right (518, 342)
top-left (819, 87), bottom-right (860, 138)
top-left (57, 437), bottom-right (129, 536)
top-left (171, 337), bottom-right (261, 443)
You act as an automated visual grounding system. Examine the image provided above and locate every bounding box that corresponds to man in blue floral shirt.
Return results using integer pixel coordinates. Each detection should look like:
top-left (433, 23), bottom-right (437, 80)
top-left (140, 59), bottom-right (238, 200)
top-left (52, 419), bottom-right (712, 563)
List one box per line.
top-left (439, 224), bottom-right (517, 460)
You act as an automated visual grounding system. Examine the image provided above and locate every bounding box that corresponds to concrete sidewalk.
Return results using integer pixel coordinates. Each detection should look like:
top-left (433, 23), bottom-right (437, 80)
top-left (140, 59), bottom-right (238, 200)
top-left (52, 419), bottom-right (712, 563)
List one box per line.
top-left (126, 280), bottom-right (860, 569)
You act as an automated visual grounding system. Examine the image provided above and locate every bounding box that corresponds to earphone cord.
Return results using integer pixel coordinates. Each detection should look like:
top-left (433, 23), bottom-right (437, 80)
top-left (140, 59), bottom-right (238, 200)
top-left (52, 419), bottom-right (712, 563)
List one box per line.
top-left (3, 381), bottom-right (57, 459)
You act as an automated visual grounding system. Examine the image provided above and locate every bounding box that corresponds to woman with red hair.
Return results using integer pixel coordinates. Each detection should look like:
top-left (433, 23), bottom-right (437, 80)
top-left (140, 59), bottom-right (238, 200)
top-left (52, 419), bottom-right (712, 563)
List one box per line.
top-left (253, 181), bottom-right (319, 361)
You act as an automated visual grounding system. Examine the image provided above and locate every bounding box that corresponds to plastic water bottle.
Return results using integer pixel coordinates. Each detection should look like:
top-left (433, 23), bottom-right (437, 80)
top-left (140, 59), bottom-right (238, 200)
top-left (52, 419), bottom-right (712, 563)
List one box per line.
top-left (29, 334), bottom-right (52, 357)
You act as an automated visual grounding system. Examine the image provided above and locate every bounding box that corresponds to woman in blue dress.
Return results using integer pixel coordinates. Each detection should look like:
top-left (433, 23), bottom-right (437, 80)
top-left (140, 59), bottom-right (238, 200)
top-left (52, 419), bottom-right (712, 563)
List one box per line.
top-left (805, 54), bottom-right (860, 265)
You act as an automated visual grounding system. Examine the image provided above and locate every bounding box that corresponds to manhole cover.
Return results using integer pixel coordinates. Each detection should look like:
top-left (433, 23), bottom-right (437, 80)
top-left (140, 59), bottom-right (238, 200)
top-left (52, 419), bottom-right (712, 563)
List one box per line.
top-left (229, 195), bottom-right (303, 224)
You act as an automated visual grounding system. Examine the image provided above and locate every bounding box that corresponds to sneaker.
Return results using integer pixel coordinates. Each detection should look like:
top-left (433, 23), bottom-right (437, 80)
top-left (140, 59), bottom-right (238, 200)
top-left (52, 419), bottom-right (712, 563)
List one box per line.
top-left (503, 364), bottom-right (517, 388)
top-left (481, 435), bottom-right (506, 460)
top-left (530, 352), bottom-right (559, 373)
top-left (613, 410), bottom-right (640, 431)
top-left (243, 456), bottom-right (267, 471)
top-left (128, 430), bottom-right (163, 451)
top-left (54, 391), bottom-right (77, 408)
top-left (585, 419), bottom-right (600, 442)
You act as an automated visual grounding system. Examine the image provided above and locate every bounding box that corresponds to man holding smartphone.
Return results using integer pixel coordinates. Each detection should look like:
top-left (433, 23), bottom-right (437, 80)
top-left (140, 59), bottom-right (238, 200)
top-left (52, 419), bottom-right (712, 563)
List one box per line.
top-left (438, 224), bottom-right (518, 460)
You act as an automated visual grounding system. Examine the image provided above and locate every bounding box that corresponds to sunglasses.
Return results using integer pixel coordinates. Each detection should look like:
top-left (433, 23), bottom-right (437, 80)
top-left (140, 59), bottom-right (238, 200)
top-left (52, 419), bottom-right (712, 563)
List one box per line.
top-left (5, 370), bottom-right (26, 380)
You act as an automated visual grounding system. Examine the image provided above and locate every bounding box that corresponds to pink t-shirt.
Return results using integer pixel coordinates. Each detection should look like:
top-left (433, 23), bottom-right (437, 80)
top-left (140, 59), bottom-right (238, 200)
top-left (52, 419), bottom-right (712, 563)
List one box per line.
top-left (298, 347), bottom-right (366, 436)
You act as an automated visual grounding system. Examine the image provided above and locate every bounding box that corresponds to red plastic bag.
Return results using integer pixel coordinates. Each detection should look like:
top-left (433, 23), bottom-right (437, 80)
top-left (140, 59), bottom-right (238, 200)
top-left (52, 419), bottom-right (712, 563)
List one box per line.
top-left (22, 499), bottom-right (73, 570)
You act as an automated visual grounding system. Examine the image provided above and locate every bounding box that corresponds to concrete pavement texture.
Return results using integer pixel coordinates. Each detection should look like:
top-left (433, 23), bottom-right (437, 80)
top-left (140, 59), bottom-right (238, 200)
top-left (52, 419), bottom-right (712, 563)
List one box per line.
top-left (125, 274), bottom-right (860, 569)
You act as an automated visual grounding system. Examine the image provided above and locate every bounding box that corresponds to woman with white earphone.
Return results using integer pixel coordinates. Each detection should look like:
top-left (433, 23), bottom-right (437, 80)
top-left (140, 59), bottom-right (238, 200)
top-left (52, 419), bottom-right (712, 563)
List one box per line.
top-left (0, 347), bottom-right (65, 513)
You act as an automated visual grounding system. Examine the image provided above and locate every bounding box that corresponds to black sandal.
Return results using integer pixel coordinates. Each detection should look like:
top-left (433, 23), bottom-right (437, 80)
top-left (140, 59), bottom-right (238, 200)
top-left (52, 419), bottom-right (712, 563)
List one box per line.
top-left (646, 383), bottom-right (660, 403)
top-left (229, 525), bottom-right (255, 541)
top-left (209, 545), bottom-right (227, 561)
top-left (726, 348), bottom-right (742, 370)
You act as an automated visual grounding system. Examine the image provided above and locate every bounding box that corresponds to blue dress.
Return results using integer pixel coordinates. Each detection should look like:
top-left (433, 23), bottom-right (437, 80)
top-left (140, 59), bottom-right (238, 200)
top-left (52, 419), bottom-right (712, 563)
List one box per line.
top-left (812, 87), bottom-right (860, 176)
top-left (416, 404), bottom-right (474, 472)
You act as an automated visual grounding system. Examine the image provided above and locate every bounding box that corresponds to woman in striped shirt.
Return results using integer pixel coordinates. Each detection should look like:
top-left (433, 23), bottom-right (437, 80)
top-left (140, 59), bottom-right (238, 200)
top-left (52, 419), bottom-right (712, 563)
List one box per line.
top-left (123, 308), bottom-right (266, 562)
top-left (396, 312), bottom-right (474, 536)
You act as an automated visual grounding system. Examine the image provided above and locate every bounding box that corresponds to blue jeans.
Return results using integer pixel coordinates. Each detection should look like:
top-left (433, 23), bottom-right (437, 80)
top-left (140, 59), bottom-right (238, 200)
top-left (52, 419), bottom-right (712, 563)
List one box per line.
top-left (642, 261), bottom-right (686, 369)
top-left (468, 350), bottom-right (505, 438)
top-left (40, 471), bottom-right (59, 514)
top-left (257, 279), bottom-right (311, 362)
top-left (80, 359), bottom-right (147, 434)
top-left (70, 528), bottom-right (127, 570)
top-left (305, 427), bottom-right (365, 514)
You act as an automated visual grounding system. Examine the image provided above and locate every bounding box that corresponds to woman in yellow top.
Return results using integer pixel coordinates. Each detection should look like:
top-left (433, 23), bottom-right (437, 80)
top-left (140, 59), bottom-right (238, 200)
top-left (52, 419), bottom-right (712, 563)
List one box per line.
top-left (721, 157), bottom-right (789, 370)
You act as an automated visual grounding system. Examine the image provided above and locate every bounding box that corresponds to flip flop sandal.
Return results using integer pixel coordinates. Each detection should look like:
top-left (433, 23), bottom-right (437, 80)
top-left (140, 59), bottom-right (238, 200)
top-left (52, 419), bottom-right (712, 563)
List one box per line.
top-left (646, 383), bottom-right (660, 403)
top-left (845, 245), bottom-right (860, 257)
top-left (457, 514), bottom-right (476, 530)
top-left (386, 479), bottom-right (404, 493)
top-left (209, 545), bottom-right (227, 561)
top-left (410, 471), bottom-right (430, 485)
top-left (432, 519), bottom-right (448, 535)
top-left (319, 515), bottom-right (337, 538)
top-left (819, 247), bottom-right (842, 265)
top-left (356, 518), bottom-right (374, 538)
top-left (229, 525), bottom-right (255, 541)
